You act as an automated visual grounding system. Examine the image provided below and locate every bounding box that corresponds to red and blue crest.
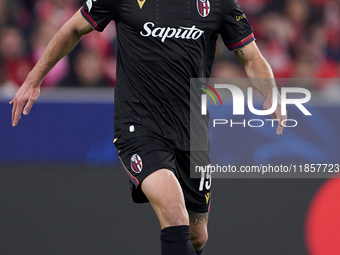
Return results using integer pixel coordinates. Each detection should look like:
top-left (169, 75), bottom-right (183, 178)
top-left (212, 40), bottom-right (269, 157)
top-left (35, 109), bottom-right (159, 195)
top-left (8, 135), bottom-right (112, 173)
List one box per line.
top-left (197, 0), bottom-right (210, 18)
top-left (131, 154), bottom-right (143, 173)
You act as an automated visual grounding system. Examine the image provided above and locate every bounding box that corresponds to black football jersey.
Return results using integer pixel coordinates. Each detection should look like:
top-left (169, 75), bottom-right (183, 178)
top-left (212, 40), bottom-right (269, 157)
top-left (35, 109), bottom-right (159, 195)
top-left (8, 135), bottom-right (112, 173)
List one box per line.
top-left (81, 0), bottom-right (254, 151)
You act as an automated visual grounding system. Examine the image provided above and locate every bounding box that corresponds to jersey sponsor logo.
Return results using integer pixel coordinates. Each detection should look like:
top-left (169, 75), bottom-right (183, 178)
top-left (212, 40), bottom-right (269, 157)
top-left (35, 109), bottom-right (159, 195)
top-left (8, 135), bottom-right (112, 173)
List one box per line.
top-left (140, 22), bottom-right (204, 42)
top-left (197, 0), bottom-right (210, 18)
top-left (137, 0), bottom-right (147, 9)
top-left (131, 154), bottom-right (143, 173)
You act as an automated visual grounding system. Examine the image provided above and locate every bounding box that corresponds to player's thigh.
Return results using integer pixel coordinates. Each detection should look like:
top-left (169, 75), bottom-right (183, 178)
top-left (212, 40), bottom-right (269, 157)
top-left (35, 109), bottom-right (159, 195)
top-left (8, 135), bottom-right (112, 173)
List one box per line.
top-left (115, 128), bottom-right (178, 204)
top-left (141, 168), bottom-right (189, 229)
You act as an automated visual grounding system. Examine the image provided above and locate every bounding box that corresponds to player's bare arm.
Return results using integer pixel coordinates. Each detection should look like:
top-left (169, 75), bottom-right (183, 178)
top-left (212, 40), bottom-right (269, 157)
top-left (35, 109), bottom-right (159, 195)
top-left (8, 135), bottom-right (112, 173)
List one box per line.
top-left (9, 10), bottom-right (94, 127)
top-left (234, 41), bottom-right (287, 135)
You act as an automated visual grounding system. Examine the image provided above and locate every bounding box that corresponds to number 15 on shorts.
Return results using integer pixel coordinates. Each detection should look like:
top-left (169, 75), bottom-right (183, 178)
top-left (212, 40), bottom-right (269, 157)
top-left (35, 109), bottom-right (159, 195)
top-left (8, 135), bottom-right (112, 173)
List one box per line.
top-left (199, 168), bottom-right (211, 191)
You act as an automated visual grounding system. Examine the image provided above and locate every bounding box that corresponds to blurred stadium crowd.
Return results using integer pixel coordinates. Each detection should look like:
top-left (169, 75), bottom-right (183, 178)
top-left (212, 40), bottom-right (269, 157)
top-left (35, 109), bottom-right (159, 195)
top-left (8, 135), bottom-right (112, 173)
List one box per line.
top-left (0, 0), bottom-right (339, 91)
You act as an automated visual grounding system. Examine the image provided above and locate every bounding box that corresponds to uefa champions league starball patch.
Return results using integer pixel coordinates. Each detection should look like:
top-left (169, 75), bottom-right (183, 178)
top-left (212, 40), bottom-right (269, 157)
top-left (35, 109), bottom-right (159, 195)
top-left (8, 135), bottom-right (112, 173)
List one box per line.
top-left (131, 154), bottom-right (143, 173)
top-left (197, 0), bottom-right (210, 18)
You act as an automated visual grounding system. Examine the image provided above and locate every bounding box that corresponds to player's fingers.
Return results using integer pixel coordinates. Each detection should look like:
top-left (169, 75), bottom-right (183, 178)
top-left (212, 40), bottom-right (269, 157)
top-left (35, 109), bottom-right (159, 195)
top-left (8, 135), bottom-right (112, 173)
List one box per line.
top-left (11, 99), bottom-right (17, 124)
top-left (23, 98), bottom-right (36, 115)
top-left (13, 111), bottom-right (22, 127)
top-left (276, 113), bottom-right (286, 135)
top-left (276, 108), bottom-right (282, 125)
top-left (9, 98), bottom-right (14, 105)
top-left (279, 110), bottom-right (288, 135)
top-left (276, 123), bottom-right (284, 135)
top-left (12, 100), bottom-right (25, 127)
top-left (275, 106), bottom-right (283, 135)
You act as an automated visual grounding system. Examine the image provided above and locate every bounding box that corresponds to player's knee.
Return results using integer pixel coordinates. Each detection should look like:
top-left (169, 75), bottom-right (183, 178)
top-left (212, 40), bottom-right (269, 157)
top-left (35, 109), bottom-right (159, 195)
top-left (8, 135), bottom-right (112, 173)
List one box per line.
top-left (191, 230), bottom-right (208, 251)
top-left (161, 203), bottom-right (189, 226)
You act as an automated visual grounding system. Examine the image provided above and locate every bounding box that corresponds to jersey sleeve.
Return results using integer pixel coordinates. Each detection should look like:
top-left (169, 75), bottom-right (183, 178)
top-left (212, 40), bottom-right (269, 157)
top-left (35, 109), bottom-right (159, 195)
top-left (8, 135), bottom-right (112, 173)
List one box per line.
top-left (80, 0), bottom-right (116, 32)
top-left (220, 0), bottom-right (255, 51)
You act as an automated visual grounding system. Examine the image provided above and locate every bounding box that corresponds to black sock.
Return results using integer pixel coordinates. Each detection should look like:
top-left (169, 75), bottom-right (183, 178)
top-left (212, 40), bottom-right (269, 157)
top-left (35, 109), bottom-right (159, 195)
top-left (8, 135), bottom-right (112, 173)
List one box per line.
top-left (196, 249), bottom-right (203, 255)
top-left (160, 225), bottom-right (196, 255)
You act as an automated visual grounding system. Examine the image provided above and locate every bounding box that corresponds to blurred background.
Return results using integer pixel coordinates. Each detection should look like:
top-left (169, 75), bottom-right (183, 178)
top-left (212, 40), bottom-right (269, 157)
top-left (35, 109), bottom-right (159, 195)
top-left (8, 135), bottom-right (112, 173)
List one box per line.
top-left (0, 0), bottom-right (340, 255)
top-left (1, 0), bottom-right (340, 91)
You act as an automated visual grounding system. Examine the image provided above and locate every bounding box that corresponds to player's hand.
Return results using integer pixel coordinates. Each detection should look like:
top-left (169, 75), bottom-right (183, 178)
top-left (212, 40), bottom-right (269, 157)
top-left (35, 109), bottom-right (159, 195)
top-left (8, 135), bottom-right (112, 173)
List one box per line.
top-left (263, 97), bottom-right (287, 136)
top-left (9, 81), bottom-right (40, 127)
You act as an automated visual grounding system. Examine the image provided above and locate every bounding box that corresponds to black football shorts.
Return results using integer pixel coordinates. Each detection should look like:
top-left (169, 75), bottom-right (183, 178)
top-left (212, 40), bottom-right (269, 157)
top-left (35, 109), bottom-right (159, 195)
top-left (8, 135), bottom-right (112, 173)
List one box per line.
top-left (114, 126), bottom-right (211, 213)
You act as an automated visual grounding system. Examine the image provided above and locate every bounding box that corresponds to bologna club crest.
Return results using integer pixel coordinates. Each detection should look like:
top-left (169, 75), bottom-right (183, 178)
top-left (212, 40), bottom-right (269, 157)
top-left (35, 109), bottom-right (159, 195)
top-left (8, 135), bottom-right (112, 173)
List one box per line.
top-left (131, 154), bottom-right (143, 173)
top-left (197, 0), bottom-right (210, 18)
